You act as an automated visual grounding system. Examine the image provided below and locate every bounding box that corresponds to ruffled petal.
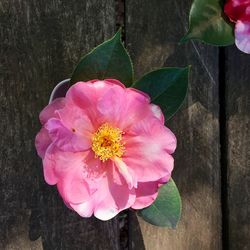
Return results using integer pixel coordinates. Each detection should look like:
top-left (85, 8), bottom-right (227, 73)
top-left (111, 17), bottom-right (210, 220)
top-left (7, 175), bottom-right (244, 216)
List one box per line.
top-left (103, 79), bottom-right (126, 88)
top-left (97, 84), bottom-right (126, 126)
top-left (119, 88), bottom-right (151, 129)
top-left (45, 118), bottom-right (91, 152)
top-left (97, 86), bottom-right (151, 129)
top-left (150, 104), bottom-right (165, 123)
top-left (39, 98), bottom-right (65, 125)
top-left (81, 151), bottom-right (106, 181)
top-left (235, 19), bottom-right (250, 54)
top-left (66, 82), bottom-right (97, 110)
top-left (42, 144), bottom-right (59, 185)
top-left (57, 105), bottom-right (94, 133)
top-left (132, 181), bottom-right (159, 209)
top-left (70, 200), bottom-right (94, 217)
top-left (43, 145), bottom-right (85, 184)
top-left (123, 117), bottom-right (176, 182)
top-left (127, 116), bottom-right (176, 153)
top-left (43, 145), bottom-right (90, 204)
top-left (94, 163), bottom-right (136, 220)
top-left (113, 157), bottom-right (137, 189)
top-left (132, 175), bottom-right (171, 209)
top-left (35, 127), bottom-right (51, 158)
top-left (57, 166), bottom-right (90, 204)
top-left (66, 80), bottom-right (126, 124)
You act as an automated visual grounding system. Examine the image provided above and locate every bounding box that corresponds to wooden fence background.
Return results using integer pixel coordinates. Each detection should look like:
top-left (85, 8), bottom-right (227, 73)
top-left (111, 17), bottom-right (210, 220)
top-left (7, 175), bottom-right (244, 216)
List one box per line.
top-left (0, 0), bottom-right (249, 249)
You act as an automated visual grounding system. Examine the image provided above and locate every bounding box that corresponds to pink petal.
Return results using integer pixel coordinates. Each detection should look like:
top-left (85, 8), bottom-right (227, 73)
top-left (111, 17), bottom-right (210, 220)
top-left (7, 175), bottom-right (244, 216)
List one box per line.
top-left (39, 98), bottom-right (65, 125)
top-left (123, 117), bottom-right (176, 182)
top-left (150, 104), bottom-right (165, 123)
top-left (119, 88), bottom-right (151, 129)
top-left (127, 116), bottom-right (176, 154)
top-left (45, 118), bottom-right (91, 152)
top-left (70, 200), bottom-right (94, 217)
top-left (97, 84), bottom-right (126, 126)
top-left (108, 164), bottom-right (136, 210)
top-left (113, 157), bottom-right (137, 189)
top-left (82, 151), bottom-right (106, 181)
top-left (132, 181), bottom-right (159, 209)
top-left (63, 201), bottom-right (74, 210)
top-left (42, 144), bottom-right (59, 185)
top-left (57, 166), bottom-right (90, 204)
top-left (94, 163), bottom-right (136, 220)
top-left (132, 175), bottom-right (171, 209)
top-left (235, 19), bottom-right (250, 54)
top-left (103, 79), bottom-right (126, 88)
top-left (127, 87), bottom-right (150, 101)
top-left (44, 146), bottom-right (91, 204)
top-left (67, 80), bottom-right (151, 130)
top-left (159, 174), bottom-right (171, 184)
top-left (65, 81), bottom-right (105, 118)
top-left (97, 85), bottom-right (151, 129)
top-left (66, 80), bottom-right (124, 124)
top-left (35, 127), bottom-right (51, 158)
top-left (66, 82), bottom-right (96, 109)
top-left (57, 105), bottom-right (94, 133)
top-left (43, 145), bottom-right (85, 185)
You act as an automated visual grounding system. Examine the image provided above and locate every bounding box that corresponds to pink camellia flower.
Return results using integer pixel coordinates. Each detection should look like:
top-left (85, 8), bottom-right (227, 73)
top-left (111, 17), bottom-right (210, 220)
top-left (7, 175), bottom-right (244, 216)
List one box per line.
top-left (35, 79), bottom-right (176, 220)
top-left (224, 0), bottom-right (250, 54)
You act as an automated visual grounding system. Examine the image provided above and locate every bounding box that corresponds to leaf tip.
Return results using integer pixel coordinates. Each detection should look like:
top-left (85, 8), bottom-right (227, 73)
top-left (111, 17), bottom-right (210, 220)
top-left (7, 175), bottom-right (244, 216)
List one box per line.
top-left (114, 27), bottom-right (122, 40)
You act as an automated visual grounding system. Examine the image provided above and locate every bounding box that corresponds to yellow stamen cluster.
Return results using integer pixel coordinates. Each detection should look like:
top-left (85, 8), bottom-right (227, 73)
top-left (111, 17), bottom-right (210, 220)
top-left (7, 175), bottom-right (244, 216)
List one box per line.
top-left (91, 123), bottom-right (125, 162)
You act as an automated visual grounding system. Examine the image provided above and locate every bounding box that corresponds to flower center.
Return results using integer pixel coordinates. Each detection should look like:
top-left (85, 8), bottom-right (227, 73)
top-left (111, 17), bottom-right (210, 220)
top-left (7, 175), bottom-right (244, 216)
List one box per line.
top-left (91, 123), bottom-right (125, 162)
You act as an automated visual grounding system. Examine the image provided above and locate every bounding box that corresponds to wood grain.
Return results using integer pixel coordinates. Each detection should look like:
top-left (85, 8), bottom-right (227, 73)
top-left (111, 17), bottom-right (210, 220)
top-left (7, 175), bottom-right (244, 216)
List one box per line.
top-left (225, 47), bottom-right (250, 250)
top-left (0, 0), bottom-right (119, 249)
top-left (126, 1), bottom-right (222, 249)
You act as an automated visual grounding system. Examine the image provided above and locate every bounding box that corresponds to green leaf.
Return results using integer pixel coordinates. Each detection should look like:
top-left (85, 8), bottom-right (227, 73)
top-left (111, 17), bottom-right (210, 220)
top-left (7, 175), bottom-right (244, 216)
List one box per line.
top-left (71, 30), bottom-right (134, 87)
top-left (133, 67), bottom-right (189, 121)
top-left (181, 0), bottom-right (235, 46)
top-left (138, 178), bottom-right (182, 228)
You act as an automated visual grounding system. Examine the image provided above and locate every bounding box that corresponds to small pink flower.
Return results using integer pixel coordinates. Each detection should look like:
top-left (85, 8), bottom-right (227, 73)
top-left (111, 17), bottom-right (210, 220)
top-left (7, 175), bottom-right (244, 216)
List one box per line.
top-left (35, 79), bottom-right (176, 220)
top-left (224, 0), bottom-right (250, 54)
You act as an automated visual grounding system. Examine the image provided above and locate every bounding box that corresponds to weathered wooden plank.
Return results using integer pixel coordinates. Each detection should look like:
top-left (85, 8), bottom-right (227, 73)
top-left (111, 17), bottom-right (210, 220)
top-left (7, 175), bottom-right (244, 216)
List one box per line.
top-left (225, 47), bottom-right (250, 250)
top-left (126, 1), bottom-right (222, 249)
top-left (0, 0), bottom-right (119, 249)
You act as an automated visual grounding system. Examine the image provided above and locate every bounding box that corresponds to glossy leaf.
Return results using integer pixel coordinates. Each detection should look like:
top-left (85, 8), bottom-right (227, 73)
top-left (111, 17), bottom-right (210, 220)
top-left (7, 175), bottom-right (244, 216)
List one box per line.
top-left (133, 67), bottom-right (189, 121)
top-left (138, 178), bottom-right (182, 228)
top-left (181, 0), bottom-right (235, 46)
top-left (71, 30), bottom-right (134, 87)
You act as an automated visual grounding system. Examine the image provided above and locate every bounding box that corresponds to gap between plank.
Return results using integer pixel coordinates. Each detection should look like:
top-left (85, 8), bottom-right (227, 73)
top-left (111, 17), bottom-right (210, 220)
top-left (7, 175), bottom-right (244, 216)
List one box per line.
top-left (116, 0), bottom-right (125, 40)
top-left (115, 1), bottom-right (129, 249)
top-left (219, 47), bottom-right (229, 250)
